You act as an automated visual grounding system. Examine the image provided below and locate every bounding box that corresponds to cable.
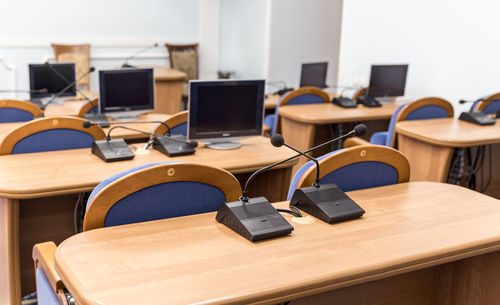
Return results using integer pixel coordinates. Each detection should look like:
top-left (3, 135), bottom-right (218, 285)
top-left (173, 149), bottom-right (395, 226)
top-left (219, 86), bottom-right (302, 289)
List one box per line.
top-left (277, 208), bottom-right (301, 217)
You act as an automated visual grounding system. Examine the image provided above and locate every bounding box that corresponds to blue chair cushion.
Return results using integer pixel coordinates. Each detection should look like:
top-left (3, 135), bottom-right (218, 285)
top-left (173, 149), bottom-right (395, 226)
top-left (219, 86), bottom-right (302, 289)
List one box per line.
top-left (12, 129), bottom-right (96, 154)
top-left (104, 181), bottom-right (227, 227)
top-left (264, 114), bottom-right (276, 128)
top-left (87, 106), bottom-right (98, 115)
top-left (36, 268), bottom-right (59, 305)
top-left (482, 100), bottom-right (500, 115)
top-left (169, 123), bottom-right (187, 136)
top-left (384, 103), bottom-right (408, 147)
top-left (0, 108), bottom-right (34, 123)
top-left (405, 105), bottom-right (449, 120)
top-left (369, 132), bottom-right (387, 145)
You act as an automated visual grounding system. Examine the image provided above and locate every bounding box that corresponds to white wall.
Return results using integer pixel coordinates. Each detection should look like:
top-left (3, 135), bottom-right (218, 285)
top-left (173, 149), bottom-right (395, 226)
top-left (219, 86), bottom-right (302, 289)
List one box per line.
top-left (266, 0), bottom-right (343, 88)
top-left (338, 0), bottom-right (500, 112)
top-left (218, 0), bottom-right (269, 79)
top-left (0, 0), bottom-right (201, 100)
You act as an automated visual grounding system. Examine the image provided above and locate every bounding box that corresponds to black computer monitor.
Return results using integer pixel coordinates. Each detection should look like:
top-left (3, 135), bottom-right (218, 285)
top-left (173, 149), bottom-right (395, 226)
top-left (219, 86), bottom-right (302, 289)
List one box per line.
top-left (299, 62), bottom-right (328, 88)
top-left (367, 64), bottom-right (408, 98)
top-left (188, 80), bottom-right (265, 149)
top-left (29, 63), bottom-right (76, 99)
top-left (99, 68), bottom-right (155, 120)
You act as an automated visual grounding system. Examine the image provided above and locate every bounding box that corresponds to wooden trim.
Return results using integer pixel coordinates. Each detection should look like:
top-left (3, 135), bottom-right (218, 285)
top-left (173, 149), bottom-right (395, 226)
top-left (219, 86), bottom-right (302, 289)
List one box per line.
top-left (343, 137), bottom-right (370, 148)
top-left (295, 145), bottom-right (410, 189)
top-left (32, 242), bottom-right (63, 294)
top-left (0, 198), bottom-right (20, 305)
top-left (76, 97), bottom-right (98, 117)
top-left (352, 87), bottom-right (367, 100)
top-left (164, 43), bottom-right (199, 80)
top-left (0, 116), bottom-right (106, 155)
top-left (83, 162), bottom-right (242, 231)
top-left (0, 99), bottom-right (43, 118)
top-left (153, 110), bottom-right (187, 135)
top-left (475, 92), bottom-right (500, 112)
top-left (392, 97), bottom-right (453, 148)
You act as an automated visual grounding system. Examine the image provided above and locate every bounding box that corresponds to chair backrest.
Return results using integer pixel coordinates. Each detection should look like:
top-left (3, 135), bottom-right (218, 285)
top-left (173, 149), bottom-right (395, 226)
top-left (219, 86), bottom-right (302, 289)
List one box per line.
top-left (83, 162), bottom-right (242, 230)
top-left (77, 97), bottom-right (99, 117)
top-left (165, 43), bottom-right (199, 81)
top-left (0, 116), bottom-right (105, 155)
top-left (52, 43), bottom-right (91, 89)
top-left (473, 92), bottom-right (500, 114)
top-left (352, 87), bottom-right (367, 100)
top-left (153, 110), bottom-right (187, 136)
top-left (385, 97), bottom-right (453, 148)
top-left (0, 99), bottom-right (43, 123)
top-left (271, 86), bottom-right (330, 135)
top-left (288, 145), bottom-right (410, 200)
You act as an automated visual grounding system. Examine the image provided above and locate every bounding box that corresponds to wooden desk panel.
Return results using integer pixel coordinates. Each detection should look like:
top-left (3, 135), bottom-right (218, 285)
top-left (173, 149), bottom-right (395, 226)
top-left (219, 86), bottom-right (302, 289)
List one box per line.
top-left (152, 66), bottom-right (186, 114)
top-left (55, 182), bottom-right (500, 305)
top-left (0, 136), bottom-right (297, 304)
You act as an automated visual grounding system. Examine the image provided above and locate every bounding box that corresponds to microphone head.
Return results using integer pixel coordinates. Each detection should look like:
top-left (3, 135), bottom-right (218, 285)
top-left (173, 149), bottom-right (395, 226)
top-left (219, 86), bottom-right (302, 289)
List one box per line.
top-left (270, 134), bottom-right (285, 147)
top-left (82, 121), bottom-right (93, 128)
top-left (459, 99), bottom-right (467, 104)
top-left (189, 140), bottom-right (198, 148)
top-left (153, 43), bottom-right (159, 47)
top-left (44, 61), bottom-right (50, 67)
top-left (89, 66), bottom-right (96, 72)
top-left (353, 124), bottom-right (367, 136)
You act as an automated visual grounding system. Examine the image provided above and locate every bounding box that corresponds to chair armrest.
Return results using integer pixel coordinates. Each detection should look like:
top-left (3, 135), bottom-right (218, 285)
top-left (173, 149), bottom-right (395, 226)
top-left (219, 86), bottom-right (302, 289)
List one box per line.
top-left (343, 137), bottom-right (370, 148)
top-left (33, 242), bottom-right (64, 294)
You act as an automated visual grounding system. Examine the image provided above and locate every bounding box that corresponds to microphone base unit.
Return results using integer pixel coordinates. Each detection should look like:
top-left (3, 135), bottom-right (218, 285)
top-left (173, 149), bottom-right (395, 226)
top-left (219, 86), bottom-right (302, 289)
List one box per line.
top-left (458, 111), bottom-right (495, 126)
top-left (216, 196), bottom-right (294, 242)
top-left (332, 97), bottom-right (358, 108)
top-left (153, 135), bottom-right (196, 157)
top-left (121, 63), bottom-right (137, 68)
top-left (290, 183), bottom-right (365, 224)
top-left (91, 138), bottom-right (135, 162)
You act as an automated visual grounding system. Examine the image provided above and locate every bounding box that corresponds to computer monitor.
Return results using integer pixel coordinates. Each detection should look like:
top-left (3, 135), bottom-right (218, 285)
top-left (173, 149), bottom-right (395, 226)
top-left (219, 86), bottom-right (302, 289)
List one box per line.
top-left (367, 64), bottom-right (408, 98)
top-left (99, 68), bottom-right (155, 120)
top-left (188, 80), bottom-right (265, 150)
top-left (29, 63), bottom-right (76, 99)
top-left (299, 62), bottom-right (328, 88)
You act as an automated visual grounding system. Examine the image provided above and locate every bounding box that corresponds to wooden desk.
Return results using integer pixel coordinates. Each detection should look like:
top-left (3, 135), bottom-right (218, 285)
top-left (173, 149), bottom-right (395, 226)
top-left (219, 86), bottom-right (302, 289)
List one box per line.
top-left (54, 182), bottom-right (500, 305)
top-left (264, 92), bottom-right (336, 111)
top-left (0, 113), bottom-right (170, 143)
top-left (278, 102), bottom-right (402, 171)
top-left (396, 117), bottom-right (500, 197)
top-left (151, 66), bottom-right (186, 114)
top-left (0, 136), bottom-right (297, 305)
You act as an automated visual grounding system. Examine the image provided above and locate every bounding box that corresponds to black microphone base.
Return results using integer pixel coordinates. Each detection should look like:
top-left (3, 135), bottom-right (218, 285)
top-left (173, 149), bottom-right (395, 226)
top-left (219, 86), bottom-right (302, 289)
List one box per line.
top-left (290, 184), bottom-right (365, 224)
top-left (91, 138), bottom-right (135, 162)
top-left (459, 111), bottom-right (495, 126)
top-left (121, 63), bottom-right (137, 68)
top-left (153, 135), bottom-right (196, 157)
top-left (216, 197), bottom-right (294, 242)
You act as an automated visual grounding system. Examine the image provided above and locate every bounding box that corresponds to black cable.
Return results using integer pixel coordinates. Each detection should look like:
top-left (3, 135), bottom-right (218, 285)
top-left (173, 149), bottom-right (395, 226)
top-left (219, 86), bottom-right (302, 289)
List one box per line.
top-left (289, 205), bottom-right (303, 217)
top-left (277, 208), bottom-right (301, 217)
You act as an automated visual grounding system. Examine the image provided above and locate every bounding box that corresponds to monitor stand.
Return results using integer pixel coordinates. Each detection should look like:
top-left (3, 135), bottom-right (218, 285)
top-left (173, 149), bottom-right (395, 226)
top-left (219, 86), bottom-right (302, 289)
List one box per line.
top-left (107, 111), bottom-right (143, 122)
top-left (204, 140), bottom-right (242, 150)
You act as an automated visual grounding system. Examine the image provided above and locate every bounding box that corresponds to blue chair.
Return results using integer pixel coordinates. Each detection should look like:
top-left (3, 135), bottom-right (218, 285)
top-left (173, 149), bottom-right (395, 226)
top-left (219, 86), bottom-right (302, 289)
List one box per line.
top-left (77, 97), bottom-right (99, 117)
top-left (153, 110), bottom-right (187, 136)
top-left (367, 97), bottom-right (453, 148)
top-left (287, 145), bottom-right (410, 200)
top-left (0, 99), bottom-right (43, 123)
top-left (264, 87), bottom-right (330, 136)
top-left (471, 92), bottom-right (500, 114)
top-left (0, 116), bottom-right (105, 155)
top-left (33, 162), bottom-right (242, 305)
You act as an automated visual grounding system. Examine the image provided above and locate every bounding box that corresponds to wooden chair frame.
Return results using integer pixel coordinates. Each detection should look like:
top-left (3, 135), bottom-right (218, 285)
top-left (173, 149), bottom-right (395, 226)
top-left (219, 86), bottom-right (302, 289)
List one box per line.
top-left (296, 145), bottom-right (410, 189)
top-left (0, 116), bottom-right (105, 155)
top-left (153, 110), bottom-right (187, 135)
top-left (84, 162), bottom-right (242, 231)
top-left (0, 99), bottom-right (43, 118)
top-left (77, 97), bottom-right (99, 117)
top-left (474, 92), bottom-right (500, 112)
top-left (352, 87), bottom-right (367, 100)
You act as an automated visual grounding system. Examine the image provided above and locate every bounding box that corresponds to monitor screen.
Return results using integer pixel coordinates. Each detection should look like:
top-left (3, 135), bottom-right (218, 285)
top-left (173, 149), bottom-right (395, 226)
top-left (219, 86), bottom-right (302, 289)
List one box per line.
top-left (368, 64), bottom-right (408, 97)
top-left (299, 62), bottom-right (328, 88)
top-left (99, 68), bottom-right (155, 113)
top-left (29, 63), bottom-right (76, 99)
top-left (188, 80), bottom-right (265, 140)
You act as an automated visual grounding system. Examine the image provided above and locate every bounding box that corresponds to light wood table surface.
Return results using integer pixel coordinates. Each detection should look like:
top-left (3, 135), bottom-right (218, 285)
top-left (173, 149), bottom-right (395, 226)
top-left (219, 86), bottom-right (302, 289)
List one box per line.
top-left (278, 102), bottom-right (403, 172)
top-left (396, 117), bottom-right (500, 197)
top-left (0, 113), bottom-right (170, 143)
top-left (0, 136), bottom-right (297, 305)
top-left (54, 182), bottom-right (500, 305)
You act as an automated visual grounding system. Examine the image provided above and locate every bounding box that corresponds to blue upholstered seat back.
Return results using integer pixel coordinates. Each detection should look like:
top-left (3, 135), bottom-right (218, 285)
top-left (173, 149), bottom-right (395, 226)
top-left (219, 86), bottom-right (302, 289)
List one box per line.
top-left (36, 268), bottom-right (59, 305)
top-left (482, 100), bottom-right (500, 114)
top-left (167, 122), bottom-right (187, 136)
top-left (287, 151), bottom-right (399, 200)
top-left (87, 106), bottom-right (98, 115)
top-left (87, 162), bottom-right (227, 228)
top-left (12, 129), bottom-right (95, 154)
top-left (0, 108), bottom-right (34, 123)
top-left (268, 93), bottom-right (326, 135)
top-left (404, 105), bottom-right (449, 120)
top-left (383, 103), bottom-right (408, 147)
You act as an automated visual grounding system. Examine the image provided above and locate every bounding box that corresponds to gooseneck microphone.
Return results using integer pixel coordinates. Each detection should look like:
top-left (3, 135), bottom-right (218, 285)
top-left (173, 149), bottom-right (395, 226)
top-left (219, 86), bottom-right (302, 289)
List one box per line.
top-left (271, 134), bottom-right (320, 187)
top-left (44, 61), bottom-right (92, 101)
top-left (122, 43), bottom-right (159, 68)
top-left (103, 125), bottom-right (197, 147)
top-left (82, 120), bottom-right (172, 136)
top-left (43, 66), bottom-right (96, 110)
top-left (457, 98), bottom-right (496, 125)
